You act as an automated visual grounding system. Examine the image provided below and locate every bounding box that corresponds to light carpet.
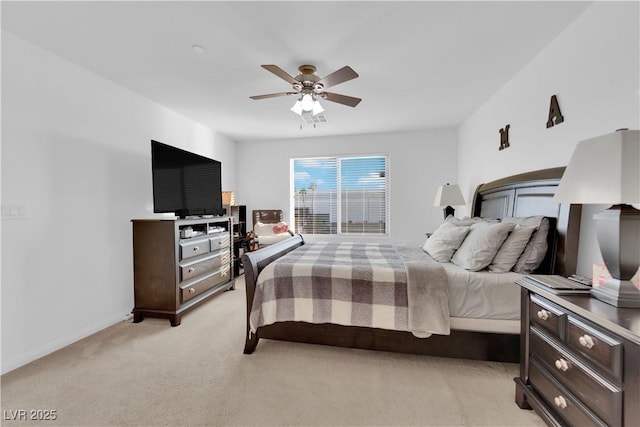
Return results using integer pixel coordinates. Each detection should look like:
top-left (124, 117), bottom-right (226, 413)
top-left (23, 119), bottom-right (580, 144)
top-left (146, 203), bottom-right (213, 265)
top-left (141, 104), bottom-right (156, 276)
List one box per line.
top-left (1, 277), bottom-right (544, 426)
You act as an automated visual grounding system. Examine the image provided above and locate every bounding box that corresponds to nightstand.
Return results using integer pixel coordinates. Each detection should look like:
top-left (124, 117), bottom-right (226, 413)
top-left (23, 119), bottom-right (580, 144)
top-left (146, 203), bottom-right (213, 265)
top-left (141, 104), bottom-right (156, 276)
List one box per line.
top-left (514, 276), bottom-right (640, 427)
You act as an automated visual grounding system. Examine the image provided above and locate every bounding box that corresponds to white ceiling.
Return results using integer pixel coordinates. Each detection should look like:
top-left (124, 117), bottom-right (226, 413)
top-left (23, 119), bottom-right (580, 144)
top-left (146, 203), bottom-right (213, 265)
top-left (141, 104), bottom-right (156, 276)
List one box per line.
top-left (2, 1), bottom-right (592, 142)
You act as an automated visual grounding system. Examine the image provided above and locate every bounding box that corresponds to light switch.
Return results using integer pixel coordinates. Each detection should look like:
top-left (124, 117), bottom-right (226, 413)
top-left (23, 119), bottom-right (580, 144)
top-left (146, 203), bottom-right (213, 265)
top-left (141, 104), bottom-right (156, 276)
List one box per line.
top-left (1, 202), bottom-right (28, 219)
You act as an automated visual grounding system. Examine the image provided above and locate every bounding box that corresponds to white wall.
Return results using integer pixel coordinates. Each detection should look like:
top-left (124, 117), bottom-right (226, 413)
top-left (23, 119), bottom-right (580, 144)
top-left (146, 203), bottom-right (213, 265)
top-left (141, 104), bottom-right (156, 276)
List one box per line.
top-left (458, 2), bottom-right (639, 277)
top-left (1, 32), bottom-right (237, 373)
top-left (3, 0), bottom-right (637, 375)
top-left (236, 129), bottom-right (458, 244)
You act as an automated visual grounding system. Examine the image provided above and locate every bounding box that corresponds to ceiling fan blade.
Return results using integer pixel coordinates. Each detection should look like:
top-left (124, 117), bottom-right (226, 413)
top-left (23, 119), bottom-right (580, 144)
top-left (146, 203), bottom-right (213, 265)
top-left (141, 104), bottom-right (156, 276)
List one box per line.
top-left (317, 66), bottom-right (359, 89)
top-left (323, 92), bottom-right (362, 108)
top-left (261, 65), bottom-right (298, 85)
top-left (250, 92), bottom-right (297, 100)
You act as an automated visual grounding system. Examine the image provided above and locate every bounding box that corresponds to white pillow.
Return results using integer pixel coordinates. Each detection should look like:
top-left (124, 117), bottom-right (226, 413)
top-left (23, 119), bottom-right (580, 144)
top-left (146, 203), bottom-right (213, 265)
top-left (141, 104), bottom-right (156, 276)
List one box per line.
top-left (255, 221), bottom-right (290, 236)
top-left (254, 221), bottom-right (275, 236)
top-left (423, 223), bottom-right (471, 262)
top-left (488, 225), bottom-right (536, 273)
top-left (451, 222), bottom-right (515, 271)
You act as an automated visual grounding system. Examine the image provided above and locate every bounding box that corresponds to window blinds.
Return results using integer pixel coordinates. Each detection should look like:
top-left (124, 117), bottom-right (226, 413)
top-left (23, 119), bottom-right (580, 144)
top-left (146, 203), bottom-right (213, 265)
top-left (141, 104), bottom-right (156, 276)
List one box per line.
top-left (292, 155), bottom-right (388, 235)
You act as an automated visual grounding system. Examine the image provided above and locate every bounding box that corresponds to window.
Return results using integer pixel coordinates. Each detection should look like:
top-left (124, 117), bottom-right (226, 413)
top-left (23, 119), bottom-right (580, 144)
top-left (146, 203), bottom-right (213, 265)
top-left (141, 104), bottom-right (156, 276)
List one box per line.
top-left (291, 155), bottom-right (388, 235)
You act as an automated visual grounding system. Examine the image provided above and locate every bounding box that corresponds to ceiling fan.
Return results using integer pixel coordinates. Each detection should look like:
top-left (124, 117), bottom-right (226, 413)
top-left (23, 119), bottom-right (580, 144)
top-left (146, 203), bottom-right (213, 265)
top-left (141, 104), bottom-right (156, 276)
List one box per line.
top-left (250, 64), bottom-right (361, 116)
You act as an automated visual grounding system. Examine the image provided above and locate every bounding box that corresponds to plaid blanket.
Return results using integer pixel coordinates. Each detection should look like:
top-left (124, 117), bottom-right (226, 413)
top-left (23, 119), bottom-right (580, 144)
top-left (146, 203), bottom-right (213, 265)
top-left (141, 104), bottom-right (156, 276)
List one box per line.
top-left (249, 242), bottom-right (450, 338)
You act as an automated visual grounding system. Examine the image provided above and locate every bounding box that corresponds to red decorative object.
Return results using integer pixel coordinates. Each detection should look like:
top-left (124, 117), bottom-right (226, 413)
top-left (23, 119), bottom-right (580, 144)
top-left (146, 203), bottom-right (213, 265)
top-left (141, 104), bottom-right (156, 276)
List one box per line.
top-left (272, 223), bottom-right (289, 234)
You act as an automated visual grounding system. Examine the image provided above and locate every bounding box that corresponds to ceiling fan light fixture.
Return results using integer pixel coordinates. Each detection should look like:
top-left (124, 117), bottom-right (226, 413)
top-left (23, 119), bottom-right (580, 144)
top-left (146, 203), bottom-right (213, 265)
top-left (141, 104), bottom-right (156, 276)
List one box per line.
top-left (290, 100), bottom-right (303, 115)
top-left (300, 94), bottom-right (314, 111)
top-left (312, 100), bottom-right (324, 115)
top-left (251, 64), bottom-right (361, 116)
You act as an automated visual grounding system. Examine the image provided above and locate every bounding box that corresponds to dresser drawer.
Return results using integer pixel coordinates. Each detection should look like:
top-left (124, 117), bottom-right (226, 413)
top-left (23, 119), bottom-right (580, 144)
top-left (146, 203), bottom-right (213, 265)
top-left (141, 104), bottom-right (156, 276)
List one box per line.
top-left (180, 251), bottom-right (231, 282)
top-left (181, 265), bottom-right (231, 303)
top-left (209, 232), bottom-right (230, 252)
top-left (567, 316), bottom-right (623, 381)
top-left (530, 327), bottom-right (622, 427)
top-left (180, 237), bottom-right (211, 260)
top-left (530, 295), bottom-right (566, 339)
top-left (529, 359), bottom-right (606, 427)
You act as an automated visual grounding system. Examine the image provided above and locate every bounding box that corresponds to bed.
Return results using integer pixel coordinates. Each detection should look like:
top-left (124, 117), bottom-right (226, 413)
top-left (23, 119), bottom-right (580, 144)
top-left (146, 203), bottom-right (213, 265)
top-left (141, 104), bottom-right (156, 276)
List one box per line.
top-left (241, 168), bottom-right (582, 362)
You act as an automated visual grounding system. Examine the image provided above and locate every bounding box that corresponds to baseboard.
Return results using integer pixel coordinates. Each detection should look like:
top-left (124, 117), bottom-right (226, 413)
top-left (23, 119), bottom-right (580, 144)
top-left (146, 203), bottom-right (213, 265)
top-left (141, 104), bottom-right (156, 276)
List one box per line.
top-left (1, 312), bottom-right (128, 375)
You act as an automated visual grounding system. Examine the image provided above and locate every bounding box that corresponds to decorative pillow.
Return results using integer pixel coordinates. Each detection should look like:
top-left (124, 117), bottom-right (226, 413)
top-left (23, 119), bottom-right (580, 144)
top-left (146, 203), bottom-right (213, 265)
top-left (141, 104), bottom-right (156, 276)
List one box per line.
top-left (254, 221), bottom-right (275, 236)
top-left (502, 216), bottom-right (551, 274)
top-left (445, 216), bottom-right (499, 226)
top-left (272, 223), bottom-right (289, 234)
top-left (423, 223), bottom-right (471, 262)
top-left (501, 216), bottom-right (545, 228)
top-left (488, 225), bottom-right (536, 273)
top-left (451, 222), bottom-right (515, 271)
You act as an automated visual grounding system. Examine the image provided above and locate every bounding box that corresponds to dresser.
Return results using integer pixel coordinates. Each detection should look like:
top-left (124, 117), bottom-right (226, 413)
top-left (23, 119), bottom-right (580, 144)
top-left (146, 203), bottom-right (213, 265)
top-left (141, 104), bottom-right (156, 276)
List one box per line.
top-left (515, 276), bottom-right (640, 427)
top-left (132, 217), bottom-right (233, 326)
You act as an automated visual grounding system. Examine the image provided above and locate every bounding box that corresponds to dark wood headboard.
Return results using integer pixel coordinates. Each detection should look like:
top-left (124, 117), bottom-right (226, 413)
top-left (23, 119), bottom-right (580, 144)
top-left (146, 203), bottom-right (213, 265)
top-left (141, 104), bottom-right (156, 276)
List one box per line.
top-left (470, 167), bottom-right (581, 276)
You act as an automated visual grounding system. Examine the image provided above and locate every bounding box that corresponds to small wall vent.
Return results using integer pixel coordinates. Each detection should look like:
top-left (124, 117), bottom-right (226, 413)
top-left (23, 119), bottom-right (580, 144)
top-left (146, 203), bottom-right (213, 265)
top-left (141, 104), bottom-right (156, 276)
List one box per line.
top-left (301, 113), bottom-right (328, 124)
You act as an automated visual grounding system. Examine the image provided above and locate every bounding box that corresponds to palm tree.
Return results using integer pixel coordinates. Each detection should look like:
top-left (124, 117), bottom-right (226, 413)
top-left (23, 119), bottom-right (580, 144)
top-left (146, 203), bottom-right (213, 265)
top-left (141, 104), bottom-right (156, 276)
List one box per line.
top-left (309, 182), bottom-right (317, 234)
top-left (298, 187), bottom-right (307, 232)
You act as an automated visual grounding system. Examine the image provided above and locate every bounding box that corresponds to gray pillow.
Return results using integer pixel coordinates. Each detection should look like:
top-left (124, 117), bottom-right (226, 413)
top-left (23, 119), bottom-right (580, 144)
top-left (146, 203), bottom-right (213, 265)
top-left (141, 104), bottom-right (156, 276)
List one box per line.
top-left (446, 216), bottom-right (500, 226)
top-left (501, 216), bottom-right (544, 228)
top-left (502, 216), bottom-right (550, 274)
top-left (488, 225), bottom-right (536, 273)
top-left (451, 222), bottom-right (515, 271)
top-left (423, 222), bottom-right (471, 262)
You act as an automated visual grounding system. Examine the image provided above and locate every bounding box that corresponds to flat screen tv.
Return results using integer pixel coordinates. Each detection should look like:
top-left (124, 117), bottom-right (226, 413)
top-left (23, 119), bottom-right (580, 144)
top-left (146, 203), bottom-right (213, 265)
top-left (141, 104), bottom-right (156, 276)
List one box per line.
top-left (151, 140), bottom-right (224, 218)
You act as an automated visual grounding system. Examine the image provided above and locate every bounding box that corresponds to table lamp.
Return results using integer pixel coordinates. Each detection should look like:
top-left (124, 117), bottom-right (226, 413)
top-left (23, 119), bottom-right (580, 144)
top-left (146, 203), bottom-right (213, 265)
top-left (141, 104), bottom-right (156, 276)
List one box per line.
top-left (553, 129), bottom-right (640, 308)
top-left (222, 191), bottom-right (235, 207)
top-left (434, 183), bottom-right (466, 220)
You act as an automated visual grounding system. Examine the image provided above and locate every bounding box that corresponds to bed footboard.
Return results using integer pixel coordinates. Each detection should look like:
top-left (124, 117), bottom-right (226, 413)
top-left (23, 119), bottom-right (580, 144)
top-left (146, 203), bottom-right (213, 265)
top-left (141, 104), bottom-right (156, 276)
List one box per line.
top-left (241, 234), bottom-right (305, 354)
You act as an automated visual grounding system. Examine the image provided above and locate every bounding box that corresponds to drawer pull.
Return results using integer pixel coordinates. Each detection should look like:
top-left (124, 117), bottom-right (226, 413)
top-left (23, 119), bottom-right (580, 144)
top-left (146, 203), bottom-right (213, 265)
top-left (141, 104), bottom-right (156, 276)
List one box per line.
top-left (536, 309), bottom-right (550, 320)
top-left (554, 358), bottom-right (570, 372)
top-left (553, 395), bottom-right (567, 409)
top-left (188, 287), bottom-right (196, 294)
top-left (578, 334), bottom-right (595, 349)
top-left (188, 267), bottom-right (195, 274)
top-left (193, 246), bottom-right (200, 252)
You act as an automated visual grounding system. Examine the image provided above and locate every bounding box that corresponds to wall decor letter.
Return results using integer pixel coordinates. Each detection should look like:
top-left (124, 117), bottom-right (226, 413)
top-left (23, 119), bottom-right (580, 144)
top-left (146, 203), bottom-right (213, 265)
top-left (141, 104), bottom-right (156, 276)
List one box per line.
top-left (499, 124), bottom-right (510, 150)
top-left (546, 95), bottom-right (564, 128)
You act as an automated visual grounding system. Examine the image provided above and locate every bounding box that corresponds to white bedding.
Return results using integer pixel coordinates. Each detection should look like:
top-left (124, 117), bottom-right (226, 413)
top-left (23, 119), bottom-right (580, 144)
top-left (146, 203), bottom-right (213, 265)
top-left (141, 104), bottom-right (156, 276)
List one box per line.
top-left (450, 317), bottom-right (520, 334)
top-left (440, 262), bottom-right (523, 321)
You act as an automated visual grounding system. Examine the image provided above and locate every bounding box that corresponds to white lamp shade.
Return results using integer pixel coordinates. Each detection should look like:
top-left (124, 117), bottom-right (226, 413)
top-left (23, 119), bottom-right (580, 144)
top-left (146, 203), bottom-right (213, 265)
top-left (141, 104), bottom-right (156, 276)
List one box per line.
top-left (290, 100), bottom-right (303, 115)
top-left (553, 130), bottom-right (640, 204)
top-left (312, 100), bottom-right (324, 115)
top-left (221, 191), bottom-right (235, 206)
top-left (300, 94), bottom-right (314, 111)
top-left (434, 184), bottom-right (466, 207)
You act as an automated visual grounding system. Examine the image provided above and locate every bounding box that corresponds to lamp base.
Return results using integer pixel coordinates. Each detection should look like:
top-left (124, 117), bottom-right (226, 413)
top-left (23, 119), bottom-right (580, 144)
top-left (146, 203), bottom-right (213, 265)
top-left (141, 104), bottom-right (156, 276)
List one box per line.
top-left (443, 206), bottom-right (455, 220)
top-left (591, 204), bottom-right (640, 308)
top-left (591, 278), bottom-right (640, 308)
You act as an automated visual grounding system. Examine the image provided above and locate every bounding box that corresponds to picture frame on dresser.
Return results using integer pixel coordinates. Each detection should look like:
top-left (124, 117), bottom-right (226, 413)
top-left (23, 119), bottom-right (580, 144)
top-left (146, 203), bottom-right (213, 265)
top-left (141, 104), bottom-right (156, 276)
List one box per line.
top-left (514, 275), bottom-right (640, 427)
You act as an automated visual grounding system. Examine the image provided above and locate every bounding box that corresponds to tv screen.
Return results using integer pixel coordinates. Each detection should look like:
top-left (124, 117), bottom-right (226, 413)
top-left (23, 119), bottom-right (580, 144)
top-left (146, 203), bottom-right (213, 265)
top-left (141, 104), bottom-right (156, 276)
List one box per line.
top-left (151, 140), bottom-right (224, 218)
